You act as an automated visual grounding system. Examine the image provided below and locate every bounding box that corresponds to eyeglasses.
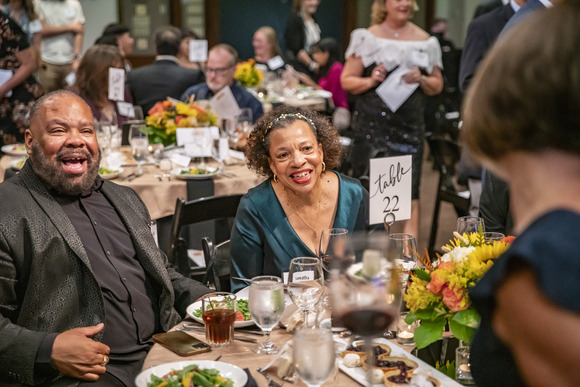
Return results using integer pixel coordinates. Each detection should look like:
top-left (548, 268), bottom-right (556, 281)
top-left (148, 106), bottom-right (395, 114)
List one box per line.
top-left (206, 65), bottom-right (234, 74)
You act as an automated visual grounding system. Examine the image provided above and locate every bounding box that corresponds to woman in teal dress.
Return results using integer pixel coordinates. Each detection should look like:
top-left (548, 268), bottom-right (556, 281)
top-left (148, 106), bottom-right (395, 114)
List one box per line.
top-left (230, 106), bottom-right (368, 291)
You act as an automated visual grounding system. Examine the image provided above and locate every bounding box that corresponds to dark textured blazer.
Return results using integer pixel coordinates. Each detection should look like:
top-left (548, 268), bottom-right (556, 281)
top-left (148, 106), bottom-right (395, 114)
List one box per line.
top-left (459, 3), bottom-right (515, 93)
top-left (126, 58), bottom-right (204, 114)
top-left (0, 162), bottom-right (210, 386)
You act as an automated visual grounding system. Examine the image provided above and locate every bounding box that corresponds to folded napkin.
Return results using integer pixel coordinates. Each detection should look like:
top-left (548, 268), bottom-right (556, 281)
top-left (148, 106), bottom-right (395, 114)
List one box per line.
top-left (243, 368), bottom-right (258, 387)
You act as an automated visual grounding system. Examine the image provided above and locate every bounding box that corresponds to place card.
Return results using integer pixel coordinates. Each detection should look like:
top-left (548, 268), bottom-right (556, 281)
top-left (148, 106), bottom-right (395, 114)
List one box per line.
top-left (117, 101), bottom-right (134, 118)
top-left (170, 153), bottom-right (191, 167)
top-left (210, 86), bottom-right (241, 119)
top-left (268, 55), bottom-right (285, 71)
top-left (108, 67), bottom-right (125, 101)
top-left (189, 39), bottom-right (208, 63)
top-left (292, 271), bottom-right (314, 282)
top-left (368, 155), bottom-right (412, 225)
top-left (375, 66), bottom-right (419, 112)
top-left (176, 127), bottom-right (219, 146)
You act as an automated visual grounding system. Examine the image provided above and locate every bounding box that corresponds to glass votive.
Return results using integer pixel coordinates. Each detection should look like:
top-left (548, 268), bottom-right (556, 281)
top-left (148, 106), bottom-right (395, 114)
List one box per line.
top-left (483, 232), bottom-right (505, 243)
top-left (396, 312), bottom-right (418, 346)
top-left (455, 346), bottom-right (476, 385)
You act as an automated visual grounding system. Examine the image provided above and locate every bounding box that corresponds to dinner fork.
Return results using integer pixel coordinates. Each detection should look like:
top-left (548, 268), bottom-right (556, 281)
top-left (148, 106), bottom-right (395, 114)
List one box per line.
top-left (257, 368), bottom-right (283, 387)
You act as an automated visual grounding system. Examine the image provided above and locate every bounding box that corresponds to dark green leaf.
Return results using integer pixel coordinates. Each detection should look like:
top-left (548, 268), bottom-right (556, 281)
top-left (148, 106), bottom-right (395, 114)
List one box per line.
top-left (413, 269), bottom-right (431, 282)
top-left (413, 317), bottom-right (446, 349)
top-left (449, 319), bottom-right (476, 343)
top-left (452, 309), bottom-right (480, 329)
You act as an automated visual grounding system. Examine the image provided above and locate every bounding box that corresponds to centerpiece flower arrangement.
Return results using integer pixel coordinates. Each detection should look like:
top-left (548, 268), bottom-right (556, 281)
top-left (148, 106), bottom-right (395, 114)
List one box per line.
top-left (404, 232), bottom-right (514, 349)
top-left (234, 58), bottom-right (263, 88)
top-left (144, 98), bottom-right (218, 147)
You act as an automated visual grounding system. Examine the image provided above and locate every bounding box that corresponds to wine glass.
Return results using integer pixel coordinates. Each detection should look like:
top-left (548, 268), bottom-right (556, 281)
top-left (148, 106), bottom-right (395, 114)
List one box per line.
top-left (388, 233), bottom-right (419, 272)
top-left (287, 257), bottom-right (324, 328)
top-left (456, 216), bottom-right (485, 235)
top-left (293, 327), bottom-right (336, 387)
top-left (95, 120), bottom-right (112, 156)
top-left (129, 124), bottom-right (149, 175)
top-left (100, 111), bottom-right (120, 152)
top-left (232, 108), bottom-right (252, 149)
top-left (133, 105), bottom-right (144, 121)
top-left (329, 232), bottom-right (401, 383)
top-left (318, 228), bottom-right (353, 274)
top-left (248, 275), bottom-right (285, 354)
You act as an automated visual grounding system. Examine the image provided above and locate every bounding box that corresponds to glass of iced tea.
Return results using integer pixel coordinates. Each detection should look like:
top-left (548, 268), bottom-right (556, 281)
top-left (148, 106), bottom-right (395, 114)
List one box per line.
top-left (201, 292), bottom-right (237, 347)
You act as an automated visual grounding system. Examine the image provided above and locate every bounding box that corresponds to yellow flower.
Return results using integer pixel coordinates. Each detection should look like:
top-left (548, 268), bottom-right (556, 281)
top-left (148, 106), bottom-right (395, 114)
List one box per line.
top-left (468, 241), bottom-right (510, 263)
top-left (405, 277), bottom-right (443, 311)
top-left (175, 102), bottom-right (197, 117)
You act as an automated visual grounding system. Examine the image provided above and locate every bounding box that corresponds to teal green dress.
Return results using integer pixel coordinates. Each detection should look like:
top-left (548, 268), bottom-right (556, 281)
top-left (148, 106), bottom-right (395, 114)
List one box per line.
top-left (230, 172), bottom-right (368, 292)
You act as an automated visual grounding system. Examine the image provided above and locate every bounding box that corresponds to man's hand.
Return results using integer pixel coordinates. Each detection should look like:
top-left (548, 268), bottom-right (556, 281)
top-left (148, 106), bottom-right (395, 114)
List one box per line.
top-left (51, 323), bottom-right (110, 381)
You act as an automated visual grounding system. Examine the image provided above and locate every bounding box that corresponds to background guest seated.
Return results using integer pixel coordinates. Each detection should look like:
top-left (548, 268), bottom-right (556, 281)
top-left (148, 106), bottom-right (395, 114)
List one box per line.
top-left (461, 3), bottom-right (580, 385)
top-left (230, 106), bottom-right (368, 292)
top-left (177, 29), bottom-right (206, 72)
top-left (296, 38), bottom-right (350, 131)
top-left (252, 26), bottom-right (284, 71)
top-left (0, 90), bottom-right (210, 386)
top-left (69, 44), bottom-right (133, 126)
top-left (180, 43), bottom-right (263, 124)
top-left (127, 25), bottom-right (204, 114)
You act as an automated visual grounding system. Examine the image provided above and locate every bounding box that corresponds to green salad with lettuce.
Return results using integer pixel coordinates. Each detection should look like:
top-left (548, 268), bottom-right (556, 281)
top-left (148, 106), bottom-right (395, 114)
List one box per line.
top-left (147, 364), bottom-right (233, 387)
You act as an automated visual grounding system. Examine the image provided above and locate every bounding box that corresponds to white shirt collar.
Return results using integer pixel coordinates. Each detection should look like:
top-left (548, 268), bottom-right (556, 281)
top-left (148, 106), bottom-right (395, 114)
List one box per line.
top-left (155, 55), bottom-right (180, 64)
top-left (537, 0), bottom-right (554, 7)
top-left (509, 0), bottom-right (520, 12)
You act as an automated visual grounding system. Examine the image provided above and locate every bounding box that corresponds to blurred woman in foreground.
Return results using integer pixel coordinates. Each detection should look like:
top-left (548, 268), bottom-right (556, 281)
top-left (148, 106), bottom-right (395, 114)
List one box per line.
top-left (462, 2), bottom-right (580, 385)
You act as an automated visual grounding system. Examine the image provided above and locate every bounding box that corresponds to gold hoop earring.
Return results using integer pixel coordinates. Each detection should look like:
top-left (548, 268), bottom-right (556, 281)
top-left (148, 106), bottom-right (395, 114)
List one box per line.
top-left (273, 174), bottom-right (278, 183)
top-left (322, 161), bottom-right (326, 173)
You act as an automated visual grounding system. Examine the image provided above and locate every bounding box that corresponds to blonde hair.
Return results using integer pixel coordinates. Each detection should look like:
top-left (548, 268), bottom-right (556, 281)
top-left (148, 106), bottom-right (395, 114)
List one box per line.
top-left (256, 26), bottom-right (282, 58)
top-left (371, 0), bottom-right (419, 25)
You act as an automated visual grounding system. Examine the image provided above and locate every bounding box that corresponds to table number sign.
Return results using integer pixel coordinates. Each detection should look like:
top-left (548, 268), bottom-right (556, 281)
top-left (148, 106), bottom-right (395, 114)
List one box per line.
top-left (108, 67), bottom-right (126, 101)
top-left (369, 155), bottom-right (412, 225)
top-left (189, 39), bottom-right (208, 63)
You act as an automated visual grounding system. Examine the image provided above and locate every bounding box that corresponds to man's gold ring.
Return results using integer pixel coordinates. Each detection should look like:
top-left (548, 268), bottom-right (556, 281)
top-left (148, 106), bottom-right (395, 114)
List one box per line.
top-left (101, 354), bottom-right (109, 366)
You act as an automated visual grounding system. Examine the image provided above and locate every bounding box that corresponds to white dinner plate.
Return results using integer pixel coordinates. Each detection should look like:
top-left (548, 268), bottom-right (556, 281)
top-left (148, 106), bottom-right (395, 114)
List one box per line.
top-left (171, 166), bottom-right (221, 180)
top-left (99, 167), bottom-right (124, 180)
top-left (134, 360), bottom-right (247, 387)
top-left (186, 297), bottom-right (254, 328)
top-left (2, 144), bottom-right (27, 156)
top-left (10, 157), bottom-right (27, 170)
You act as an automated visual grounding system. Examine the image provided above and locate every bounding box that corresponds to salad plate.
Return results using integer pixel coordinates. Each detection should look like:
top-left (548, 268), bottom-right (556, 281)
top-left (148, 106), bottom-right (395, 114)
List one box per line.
top-left (135, 360), bottom-right (247, 387)
top-left (10, 157), bottom-right (27, 170)
top-left (186, 297), bottom-right (254, 328)
top-left (2, 144), bottom-right (27, 156)
top-left (98, 167), bottom-right (124, 180)
top-left (171, 165), bottom-right (221, 180)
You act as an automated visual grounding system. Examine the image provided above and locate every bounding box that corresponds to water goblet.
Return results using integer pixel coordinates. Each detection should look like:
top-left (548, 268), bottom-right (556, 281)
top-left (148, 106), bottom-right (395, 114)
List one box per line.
top-left (248, 275), bottom-right (285, 354)
top-left (456, 216), bottom-right (485, 235)
top-left (101, 111), bottom-right (120, 152)
top-left (129, 124), bottom-right (149, 175)
top-left (95, 120), bottom-right (112, 156)
top-left (293, 327), bottom-right (336, 387)
top-left (287, 257), bottom-right (324, 328)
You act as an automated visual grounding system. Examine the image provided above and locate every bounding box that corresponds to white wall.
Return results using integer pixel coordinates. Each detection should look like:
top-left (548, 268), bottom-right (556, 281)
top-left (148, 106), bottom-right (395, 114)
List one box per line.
top-left (79, 0), bottom-right (119, 54)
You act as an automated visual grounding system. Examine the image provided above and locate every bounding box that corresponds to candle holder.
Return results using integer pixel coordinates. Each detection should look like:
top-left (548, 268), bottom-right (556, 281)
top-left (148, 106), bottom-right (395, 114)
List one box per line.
top-left (396, 312), bottom-right (418, 346)
top-left (456, 346), bottom-right (475, 385)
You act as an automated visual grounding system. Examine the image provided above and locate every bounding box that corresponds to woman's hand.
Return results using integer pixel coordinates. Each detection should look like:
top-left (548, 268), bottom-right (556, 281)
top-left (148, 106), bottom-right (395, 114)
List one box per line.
top-left (403, 66), bottom-right (422, 84)
top-left (371, 64), bottom-right (387, 84)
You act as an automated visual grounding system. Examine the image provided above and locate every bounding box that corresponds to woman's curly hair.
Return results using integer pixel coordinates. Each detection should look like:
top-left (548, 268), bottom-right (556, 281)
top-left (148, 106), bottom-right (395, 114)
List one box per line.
top-left (245, 106), bottom-right (343, 178)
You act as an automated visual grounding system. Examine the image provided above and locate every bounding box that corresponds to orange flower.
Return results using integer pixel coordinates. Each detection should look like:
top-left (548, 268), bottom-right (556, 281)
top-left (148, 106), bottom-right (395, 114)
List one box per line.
top-left (501, 235), bottom-right (516, 244)
top-left (426, 261), bottom-right (454, 294)
top-left (441, 285), bottom-right (467, 312)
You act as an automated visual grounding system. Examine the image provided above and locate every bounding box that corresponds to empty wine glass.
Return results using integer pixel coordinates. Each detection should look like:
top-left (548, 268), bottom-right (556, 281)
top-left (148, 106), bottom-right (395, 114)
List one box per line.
top-left (248, 275), bottom-right (285, 354)
top-left (287, 257), bottom-right (324, 328)
top-left (129, 124), bottom-right (149, 175)
top-left (456, 216), bottom-right (485, 235)
top-left (318, 228), bottom-right (353, 275)
top-left (293, 327), bottom-right (336, 387)
top-left (330, 232), bottom-right (401, 384)
top-left (388, 233), bottom-right (419, 272)
top-left (101, 111), bottom-right (120, 152)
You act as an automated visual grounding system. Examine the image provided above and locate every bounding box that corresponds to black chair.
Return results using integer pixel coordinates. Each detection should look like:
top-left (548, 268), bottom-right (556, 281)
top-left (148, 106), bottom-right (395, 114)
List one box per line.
top-left (201, 237), bottom-right (231, 292)
top-left (426, 134), bottom-right (470, 256)
top-left (166, 194), bottom-right (243, 280)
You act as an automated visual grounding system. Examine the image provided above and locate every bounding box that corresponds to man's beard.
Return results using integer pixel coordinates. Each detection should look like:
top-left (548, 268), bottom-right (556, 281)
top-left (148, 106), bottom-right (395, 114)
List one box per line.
top-left (29, 141), bottom-right (101, 196)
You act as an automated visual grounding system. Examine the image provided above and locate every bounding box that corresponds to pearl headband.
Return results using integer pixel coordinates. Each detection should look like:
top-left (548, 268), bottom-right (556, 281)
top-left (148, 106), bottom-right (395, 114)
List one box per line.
top-left (265, 113), bottom-right (317, 140)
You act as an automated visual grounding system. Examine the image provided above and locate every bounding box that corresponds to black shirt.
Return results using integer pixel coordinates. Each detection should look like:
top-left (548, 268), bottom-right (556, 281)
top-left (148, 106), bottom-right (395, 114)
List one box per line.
top-left (54, 178), bottom-right (159, 386)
